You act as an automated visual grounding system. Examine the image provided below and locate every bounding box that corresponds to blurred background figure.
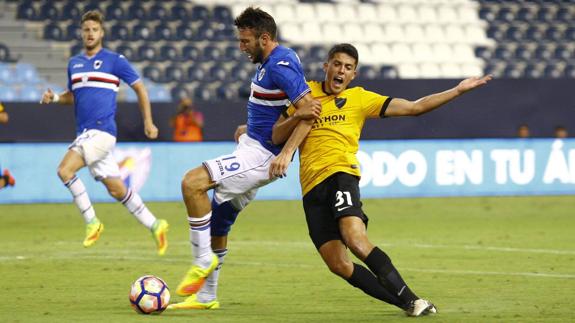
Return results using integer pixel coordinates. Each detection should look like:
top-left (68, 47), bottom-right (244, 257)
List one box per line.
top-left (0, 101), bottom-right (15, 190)
top-left (170, 98), bottom-right (204, 142)
top-left (517, 124), bottom-right (530, 138)
top-left (554, 125), bottom-right (568, 138)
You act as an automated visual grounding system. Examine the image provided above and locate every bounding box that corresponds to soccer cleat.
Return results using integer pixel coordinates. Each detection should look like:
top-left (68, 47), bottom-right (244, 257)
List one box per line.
top-left (175, 254), bottom-right (219, 296)
top-left (3, 169), bottom-right (15, 186)
top-left (151, 219), bottom-right (169, 256)
top-left (167, 294), bottom-right (220, 310)
top-left (83, 218), bottom-right (104, 248)
top-left (405, 299), bottom-right (437, 317)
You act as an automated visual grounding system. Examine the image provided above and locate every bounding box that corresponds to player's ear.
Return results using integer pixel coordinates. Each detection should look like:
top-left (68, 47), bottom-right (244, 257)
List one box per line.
top-left (323, 62), bottom-right (328, 72)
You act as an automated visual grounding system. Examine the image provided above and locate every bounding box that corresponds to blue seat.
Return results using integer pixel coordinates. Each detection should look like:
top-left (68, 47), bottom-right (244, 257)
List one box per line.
top-left (40, 3), bottom-right (60, 20)
top-left (565, 65), bottom-right (575, 78)
top-left (486, 26), bottom-right (504, 40)
top-left (208, 65), bottom-right (228, 81)
top-left (230, 64), bottom-right (252, 80)
top-left (43, 24), bottom-right (64, 41)
top-left (216, 83), bottom-right (237, 100)
top-left (17, 2), bottom-right (40, 20)
top-left (110, 24), bottom-right (130, 41)
top-left (504, 26), bottom-right (522, 41)
top-left (127, 4), bottom-right (147, 20)
top-left (142, 65), bottom-right (164, 83)
top-left (524, 64), bottom-right (543, 78)
top-left (193, 85), bottom-right (215, 101)
top-left (503, 64), bottom-right (524, 78)
top-left (223, 45), bottom-right (242, 61)
top-left (213, 5), bottom-right (233, 23)
top-left (478, 7), bottom-right (495, 21)
top-left (237, 81), bottom-right (252, 98)
top-left (15, 63), bottom-right (40, 83)
top-left (160, 45), bottom-right (179, 62)
top-left (155, 24), bottom-right (174, 41)
top-left (182, 45), bottom-right (201, 61)
top-left (494, 46), bottom-right (512, 60)
top-left (203, 46), bottom-right (223, 61)
top-left (554, 45), bottom-right (571, 60)
top-left (105, 4), bottom-right (125, 21)
top-left (534, 46), bottom-right (552, 60)
top-left (495, 7), bottom-right (514, 22)
top-left (0, 65), bottom-right (14, 84)
top-left (514, 45), bottom-right (533, 61)
top-left (543, 64), bottom-right (563, 78)
top-left (171, 4), bottom-right (190, 21)
top-left (516, 7), bottom-right (535, 21)
top-left (525, 26), bottom-right (543, 41)
top-left (65, 24), bottom-right (80, 41)
top-left (61, 3), bottom-right (81, 20)
top-left (165, 65), bottom-right (185, 82)
top-left (309, 45), bottom-right (328, 61)
top-left (213, 26), bottom-right (235, 41)
top-left (116, 44), bottom-right (139, 62)
top-left (18, 85), bottom-right (42, 102)
top-left (0, 86), bottom-right (17, 101)
top-left (193, 23), bottom-right (215, 41)
top-left (132, 24), bottom-right (155, 41)
top-left (148, 85), bottom-right (171, 102)
top-left (555, 7), bottom-right (572, 22)
top-left (149, 4), bottom-right (168, 20)
top-left (170, 86), bottom-right (190, 101)
top-left (566, 27), bottom-right (575, 41)
top-left (138, 44), bottom-right (158, 62)
top-left (474, 46), bottom-right (492, 60)
top-left (187, 64), bottom-right (208, 81)
top-left (0, 44), bottom-right (17, 62)
top-left (191, 5), bottom-right (210, 21)
top-left (359, 66), bottom-right (379, 80)
top-left (176, 24), bottom-right (194, 41)
top-left (536, 7), bottom-right (554, 22)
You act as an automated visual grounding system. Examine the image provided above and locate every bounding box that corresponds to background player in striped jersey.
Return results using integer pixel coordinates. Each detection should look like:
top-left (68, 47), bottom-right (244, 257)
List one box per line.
top-left (0, 102), bottom-right (16, 190)
top-left (40, 10), bottom-right (169, 255)
top-left (169, 7), bottom-right (321, 309)
top-left (270, 43), bottom-right (491, 316)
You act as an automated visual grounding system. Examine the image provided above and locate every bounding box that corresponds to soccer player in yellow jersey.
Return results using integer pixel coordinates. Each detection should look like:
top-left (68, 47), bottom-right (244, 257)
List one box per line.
top-left (270, 43), bottom-right (492, 317)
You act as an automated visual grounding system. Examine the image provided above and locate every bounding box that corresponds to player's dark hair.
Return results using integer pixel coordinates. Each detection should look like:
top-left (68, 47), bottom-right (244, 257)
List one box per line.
top-left (328, 43), bottom-right (359, 67)
top-left (81, 10), bottom-right (105, 27)
top-left (234, 7), bottom-right (277, 40)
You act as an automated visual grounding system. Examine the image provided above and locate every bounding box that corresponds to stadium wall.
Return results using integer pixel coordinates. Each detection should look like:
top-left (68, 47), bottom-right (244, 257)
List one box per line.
top-left (1, 139), bottom-right (574, 204)
top-left (0, 79), bottom-right (572, 143)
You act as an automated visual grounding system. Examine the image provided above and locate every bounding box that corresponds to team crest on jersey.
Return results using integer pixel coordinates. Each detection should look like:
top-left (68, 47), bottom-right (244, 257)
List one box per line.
top-left (257, 68), bottom-right (266, 81)
top-left (94, 60), bottom-right (103, 70)
top-left (335, 97), bottom-right (347, 109)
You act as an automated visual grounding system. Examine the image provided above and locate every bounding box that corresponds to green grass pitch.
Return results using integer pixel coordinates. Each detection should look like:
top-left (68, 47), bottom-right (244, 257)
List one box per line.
top-left (1, 196), bottom-right (574, 322)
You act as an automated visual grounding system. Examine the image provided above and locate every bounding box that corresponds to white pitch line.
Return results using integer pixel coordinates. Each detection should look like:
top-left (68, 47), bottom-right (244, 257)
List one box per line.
top-left (2, 253), bottom-right (574, 279)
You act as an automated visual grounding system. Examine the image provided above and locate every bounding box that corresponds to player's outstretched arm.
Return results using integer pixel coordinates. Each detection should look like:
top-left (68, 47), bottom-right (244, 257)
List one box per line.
top-left (384, 75), bottom-right (493, 117)
top-left (40, 89), bottom-right (74, 105)
top-left (268, 94), bottom-right (321, 178)
top-left (131, 81), bottom-right (158, 139)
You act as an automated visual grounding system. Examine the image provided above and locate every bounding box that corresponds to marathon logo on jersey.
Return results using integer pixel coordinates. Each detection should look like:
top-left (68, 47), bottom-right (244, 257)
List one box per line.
top-left (249, 83), bottom-right (289, 107)
top-left (312, 114), bottom-right (346, 129)
top-left (94, 60), bottom-right (103, 70)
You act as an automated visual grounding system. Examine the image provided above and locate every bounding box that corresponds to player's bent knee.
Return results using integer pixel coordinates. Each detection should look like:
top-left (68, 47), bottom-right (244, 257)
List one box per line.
top-left (56, 166), bottom-right (74, 182)
top-left (182, 168), bottom-right (209, 195)
top-left (326, 260), bottom-right (353, 278)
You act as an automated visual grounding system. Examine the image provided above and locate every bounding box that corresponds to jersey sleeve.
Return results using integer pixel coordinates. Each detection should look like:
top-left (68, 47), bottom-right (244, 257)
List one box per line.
top-left (359, 87), bottom-right (393, 118)
top-left (113, 54), bottom-right (140, 85)
top-left (269, 58), bottom-right (310, 104)
top-left (67, 62), bottom-right (72, 91)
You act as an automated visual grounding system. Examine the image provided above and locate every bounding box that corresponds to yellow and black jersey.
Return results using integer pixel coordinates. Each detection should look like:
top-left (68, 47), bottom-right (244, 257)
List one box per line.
top-left (286, 81), bottom-right (392, 195)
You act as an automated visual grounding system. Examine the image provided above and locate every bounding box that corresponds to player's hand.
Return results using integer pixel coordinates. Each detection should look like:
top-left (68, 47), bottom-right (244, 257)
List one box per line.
top-left (40, 88), bottom-right (55, 104)
top-left (269, 152), bottom-right (291, 179)
top-left (456, 75), bottom-right (493, 94)
top-left (234, 124), bottom-right (247, 142)
top-left (144, 122), bottom-right (158, 139)
top-left (294, 99), bottom-right (322, 120)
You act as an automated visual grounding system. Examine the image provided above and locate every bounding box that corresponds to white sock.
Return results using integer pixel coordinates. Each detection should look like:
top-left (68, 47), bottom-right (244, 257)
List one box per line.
top-left (198, 248), bottom-right (227, 302)
top-left (188, 212), bottom-right (213, 267)
top-left (65, 176), bottom-right (96, 223)
top-left (121, 188), bottom-right (156, 229)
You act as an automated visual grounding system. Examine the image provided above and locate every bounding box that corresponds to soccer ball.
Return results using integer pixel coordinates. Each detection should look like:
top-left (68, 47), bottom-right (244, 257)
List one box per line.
top-left (129, 275), bottom-right (170, 314)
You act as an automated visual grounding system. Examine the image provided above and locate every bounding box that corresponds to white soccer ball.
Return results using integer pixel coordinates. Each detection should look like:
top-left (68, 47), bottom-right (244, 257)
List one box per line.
top-left (129, 275), bottom-right (170, 314)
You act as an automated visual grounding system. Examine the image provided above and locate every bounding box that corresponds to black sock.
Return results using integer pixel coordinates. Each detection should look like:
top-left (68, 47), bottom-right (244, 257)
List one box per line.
top-left (347, 263), bottom-right (403, 308)
top-left (364, 247), bottom-right (418, 306)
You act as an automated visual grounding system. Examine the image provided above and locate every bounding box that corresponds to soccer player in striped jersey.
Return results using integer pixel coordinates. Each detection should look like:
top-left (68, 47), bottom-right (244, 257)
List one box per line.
top-left (40, 10), bottom-right (169, 255)
top-left (169, 7), bottom-right (321, 309)
top-left (270, 44), bottom-right (492, 316)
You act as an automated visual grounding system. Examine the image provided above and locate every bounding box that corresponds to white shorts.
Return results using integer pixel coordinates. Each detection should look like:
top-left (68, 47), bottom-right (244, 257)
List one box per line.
top-left (69, 129), bottom-right (121, 180)
top-left (203, 134), bottom-right (277, 210)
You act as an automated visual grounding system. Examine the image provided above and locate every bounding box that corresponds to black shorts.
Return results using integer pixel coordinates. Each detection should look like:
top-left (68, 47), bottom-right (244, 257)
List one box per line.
top-left (302, 172), bottom-right (368, 249)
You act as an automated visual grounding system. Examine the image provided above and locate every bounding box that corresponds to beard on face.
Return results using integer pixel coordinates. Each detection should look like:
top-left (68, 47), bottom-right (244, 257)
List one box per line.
top-left (251, 45), bottom-right (264, 64)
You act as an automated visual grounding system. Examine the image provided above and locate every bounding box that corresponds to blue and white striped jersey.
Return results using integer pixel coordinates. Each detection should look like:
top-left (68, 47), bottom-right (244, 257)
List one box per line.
top-left (247, 45), bottom-right (310, 155)
top-left (67, 48), bottom-right (140, 137)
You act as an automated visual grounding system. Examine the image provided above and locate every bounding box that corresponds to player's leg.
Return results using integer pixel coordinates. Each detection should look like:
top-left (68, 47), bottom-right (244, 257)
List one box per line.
top-left (57, 148), bottom-right (103, 247)
top-left (100, 173), bottom-right (168, 256)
